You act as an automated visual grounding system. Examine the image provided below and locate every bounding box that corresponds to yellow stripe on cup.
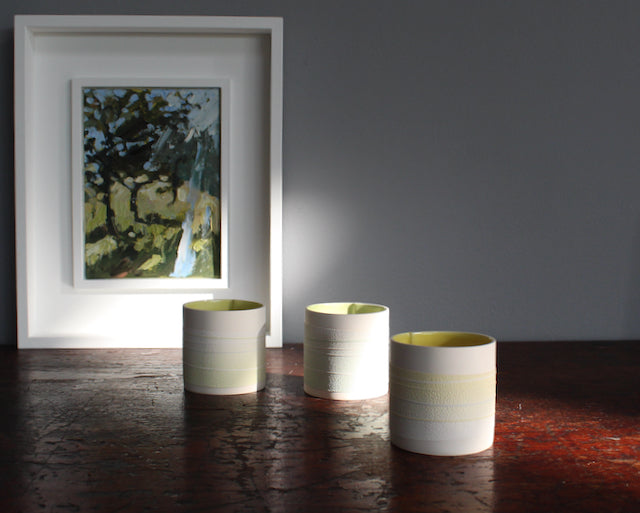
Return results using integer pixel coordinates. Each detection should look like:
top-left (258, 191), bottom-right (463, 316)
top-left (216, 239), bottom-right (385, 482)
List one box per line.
top-left (183, 344), bottom-right (265, 369)
top-left (183, 364), bottom-right (265, 390)
top-left (390, 366), bottom-right (496, 405)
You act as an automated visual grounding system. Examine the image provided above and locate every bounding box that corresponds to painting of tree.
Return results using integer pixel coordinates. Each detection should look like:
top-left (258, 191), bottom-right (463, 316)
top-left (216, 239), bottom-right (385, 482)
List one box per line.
top-left (81, 86), bottom-right (222, 280)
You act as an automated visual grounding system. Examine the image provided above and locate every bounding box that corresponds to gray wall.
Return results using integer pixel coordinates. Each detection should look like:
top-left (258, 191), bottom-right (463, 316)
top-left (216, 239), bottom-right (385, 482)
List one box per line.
top-left (3, 1), bottom-right (640, 345)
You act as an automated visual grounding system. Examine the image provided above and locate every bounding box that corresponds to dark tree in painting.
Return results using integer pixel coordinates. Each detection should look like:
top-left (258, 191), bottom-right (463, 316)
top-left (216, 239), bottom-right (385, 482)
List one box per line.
top-left (82, 87), bottom-right (221, 280)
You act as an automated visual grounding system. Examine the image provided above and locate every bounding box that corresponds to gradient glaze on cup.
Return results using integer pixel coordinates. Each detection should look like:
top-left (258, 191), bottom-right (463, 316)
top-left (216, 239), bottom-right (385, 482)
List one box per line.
top-left (304, 302), bottom-right (389, 400)
top-left (390, 331), bottom-right (496, 456)
top-left (183, 299), bottom-right (266, 395)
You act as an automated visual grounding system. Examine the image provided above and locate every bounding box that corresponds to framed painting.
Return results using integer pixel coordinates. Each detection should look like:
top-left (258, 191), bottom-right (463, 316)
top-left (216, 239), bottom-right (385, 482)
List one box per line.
top-left (14, 15), bottom-right (283, 348)
top-left (71, 78), bottom-right (230, 290)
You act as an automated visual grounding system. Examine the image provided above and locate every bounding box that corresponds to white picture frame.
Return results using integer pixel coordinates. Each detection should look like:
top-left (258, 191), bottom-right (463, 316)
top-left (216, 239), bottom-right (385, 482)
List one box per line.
top-left (14, 15), bottom-right (283, 348)
top-left (71, 77), bottom-right (230, 291)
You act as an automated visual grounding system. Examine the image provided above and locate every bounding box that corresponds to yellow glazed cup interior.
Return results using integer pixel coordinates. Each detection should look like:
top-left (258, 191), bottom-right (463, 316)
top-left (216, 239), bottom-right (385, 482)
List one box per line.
top-left (307, 302), bottom-right (386, 315)
top-left (184, 300), bottom-right (263, 312)
top-left (392, 331), bottom-right (494, 348)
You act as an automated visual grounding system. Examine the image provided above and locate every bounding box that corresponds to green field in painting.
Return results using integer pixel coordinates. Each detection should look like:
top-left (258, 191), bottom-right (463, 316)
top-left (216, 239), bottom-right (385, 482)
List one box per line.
top-left (82, 86), bottom-right (221, 280)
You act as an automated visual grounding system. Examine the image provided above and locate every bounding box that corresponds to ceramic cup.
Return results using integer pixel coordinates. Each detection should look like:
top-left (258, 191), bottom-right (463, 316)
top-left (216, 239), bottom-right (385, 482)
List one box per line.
top-left (303, 302), bottom-right (390, 400)
top-left (390, 331), bottom-right (496, 456)
top-left (183, 299), bottom-right (266, 395)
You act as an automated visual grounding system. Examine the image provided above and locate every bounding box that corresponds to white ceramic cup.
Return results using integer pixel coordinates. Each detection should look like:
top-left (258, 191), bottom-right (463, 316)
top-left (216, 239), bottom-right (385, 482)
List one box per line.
top-left (183, 299), bottom-right (266, 395)
top-left (390, 331), bottom-right (496, 456)
top-left (303, 302), bottom-right (389, 400)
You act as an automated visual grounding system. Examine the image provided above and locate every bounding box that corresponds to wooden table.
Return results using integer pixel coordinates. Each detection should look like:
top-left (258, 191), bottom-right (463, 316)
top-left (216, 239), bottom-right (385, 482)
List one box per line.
top-left (0, 342), bottom-right (638, 512)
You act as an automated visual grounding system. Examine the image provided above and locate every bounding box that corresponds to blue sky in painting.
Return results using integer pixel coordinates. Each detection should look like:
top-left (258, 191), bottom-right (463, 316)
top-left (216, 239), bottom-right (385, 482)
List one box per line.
top-left (84, 87), bottom-right (221, 156)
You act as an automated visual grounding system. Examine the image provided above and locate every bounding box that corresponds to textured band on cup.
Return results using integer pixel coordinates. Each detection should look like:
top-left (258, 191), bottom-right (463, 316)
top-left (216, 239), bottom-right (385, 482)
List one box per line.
top-left (389, 366), bottom-right (496, 404)
top-left (304, 323), bottom-right (388, 343)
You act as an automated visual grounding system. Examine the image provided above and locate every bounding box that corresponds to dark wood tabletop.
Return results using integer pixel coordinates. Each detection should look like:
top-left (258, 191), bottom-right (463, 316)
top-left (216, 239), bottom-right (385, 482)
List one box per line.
top-left (1, 342), bottom-right (638, 512)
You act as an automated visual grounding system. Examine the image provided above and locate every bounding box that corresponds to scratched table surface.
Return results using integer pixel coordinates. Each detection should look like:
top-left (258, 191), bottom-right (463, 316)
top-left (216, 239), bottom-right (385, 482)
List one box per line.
top-left (0, 342), bottom-right (638, 512)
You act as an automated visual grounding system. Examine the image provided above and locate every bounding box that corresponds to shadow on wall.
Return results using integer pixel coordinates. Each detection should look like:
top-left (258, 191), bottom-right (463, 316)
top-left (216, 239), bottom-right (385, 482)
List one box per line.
top-left (624, 217), bottom-right (640, 336)
top-left (1, 28), bottom-right (16, 347)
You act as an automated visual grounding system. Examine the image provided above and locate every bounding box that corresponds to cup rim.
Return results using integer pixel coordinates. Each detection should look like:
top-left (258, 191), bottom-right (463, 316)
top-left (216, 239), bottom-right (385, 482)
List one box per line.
top-left (184, 299), bottom-right (263, 312)
top-left (306, 302), bottom-right (388, 315)
top-left (392, 331), bottom-right (495, 348)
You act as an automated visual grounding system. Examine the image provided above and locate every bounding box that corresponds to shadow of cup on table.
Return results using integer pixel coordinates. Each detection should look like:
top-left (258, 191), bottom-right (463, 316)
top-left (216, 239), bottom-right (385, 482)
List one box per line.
top-left (389, 444), bottom-right (496, 512)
